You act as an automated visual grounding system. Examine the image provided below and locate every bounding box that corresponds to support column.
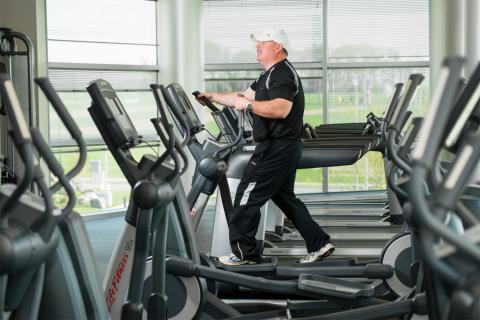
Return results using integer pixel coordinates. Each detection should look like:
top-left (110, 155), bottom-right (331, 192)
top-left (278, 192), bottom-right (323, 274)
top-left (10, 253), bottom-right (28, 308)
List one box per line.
top-left (157, 0), bottom-right (177, 86)
top-left (157, 0), bottom-right (204, 194)
top-left (429, 0), bottom-right (465, 93)
top-left (465, 0), bottom-right (480, 76)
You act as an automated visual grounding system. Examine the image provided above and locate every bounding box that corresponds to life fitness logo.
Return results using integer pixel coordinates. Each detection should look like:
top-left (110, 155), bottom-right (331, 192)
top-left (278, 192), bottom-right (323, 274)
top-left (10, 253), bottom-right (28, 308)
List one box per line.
top-left (106, 238), bottom-right (134, 311)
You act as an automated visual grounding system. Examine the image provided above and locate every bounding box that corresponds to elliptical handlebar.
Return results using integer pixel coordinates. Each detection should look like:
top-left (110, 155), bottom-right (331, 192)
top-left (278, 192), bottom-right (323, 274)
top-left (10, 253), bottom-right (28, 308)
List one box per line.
top-left (30, 127), bottom-right (76, 216)
top-left (213, 109), bottom-right (245, 159)
top-left (31, 77), bottom-right (88, 237)
top-left (35, 78), bottom-right (87, 192)
top-left (153, 84), bottom-right (190, 148)
top-left (386, 75), bottom-right (423, 173)
top-left (381, 82), bottom-right (404, 139)
top-left (0, 74), bottom-right (35, 218)
top-left (389, 74), bottom-right (424, 133)
top-left (149, 117), bottom-right (180, 182)
top-left (28, 126), bottom-right (75, 239)
top-left (411, 57), bottom-right (464, 167)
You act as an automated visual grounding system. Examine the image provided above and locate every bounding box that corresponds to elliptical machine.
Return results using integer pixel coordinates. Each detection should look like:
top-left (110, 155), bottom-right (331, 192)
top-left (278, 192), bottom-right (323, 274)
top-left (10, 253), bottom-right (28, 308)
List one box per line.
top-left (0, 74), bottom-right (109, 319)
top-left (407, 57), bottom-right (480, 319)
top-left (157, 80), bottom-right (423, 298)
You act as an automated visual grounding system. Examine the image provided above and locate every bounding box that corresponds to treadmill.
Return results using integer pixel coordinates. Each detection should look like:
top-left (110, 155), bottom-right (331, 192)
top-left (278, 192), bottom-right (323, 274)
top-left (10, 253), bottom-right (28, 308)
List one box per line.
top-left (259, 74), bottom-right (424, 259)
top-left (296, 83), bottom-right (407, 206)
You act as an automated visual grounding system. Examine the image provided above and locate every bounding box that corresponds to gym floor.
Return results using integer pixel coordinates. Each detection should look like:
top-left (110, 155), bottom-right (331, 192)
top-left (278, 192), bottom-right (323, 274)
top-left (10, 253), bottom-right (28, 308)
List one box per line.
top-left (84, 209), bottom-right (215, 278)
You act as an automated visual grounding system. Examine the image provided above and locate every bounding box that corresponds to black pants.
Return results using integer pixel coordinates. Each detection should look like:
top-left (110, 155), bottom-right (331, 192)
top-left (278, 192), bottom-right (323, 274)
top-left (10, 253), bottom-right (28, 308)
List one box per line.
top-left (228, 139), bottom-right (330, 261)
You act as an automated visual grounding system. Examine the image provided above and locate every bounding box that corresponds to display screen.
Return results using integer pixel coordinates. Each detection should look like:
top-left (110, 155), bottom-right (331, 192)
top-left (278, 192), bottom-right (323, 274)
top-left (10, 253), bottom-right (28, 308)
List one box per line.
top-left (106, 97), bottom-right (123, 116)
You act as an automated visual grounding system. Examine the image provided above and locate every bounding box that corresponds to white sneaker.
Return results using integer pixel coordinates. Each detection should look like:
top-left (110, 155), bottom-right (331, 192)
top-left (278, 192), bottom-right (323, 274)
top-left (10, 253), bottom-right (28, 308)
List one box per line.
top-left (299, 243), bottom-right (335, 263)
top-left (218, 253), bottom-right (257, 266)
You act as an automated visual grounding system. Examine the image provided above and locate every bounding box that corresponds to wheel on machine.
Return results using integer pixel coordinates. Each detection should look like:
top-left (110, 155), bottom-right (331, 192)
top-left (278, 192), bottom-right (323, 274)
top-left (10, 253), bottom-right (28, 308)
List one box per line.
top-left (143, 272), bottom-right (204, 319)
top-left (379, 232), bottom-right (413, 297)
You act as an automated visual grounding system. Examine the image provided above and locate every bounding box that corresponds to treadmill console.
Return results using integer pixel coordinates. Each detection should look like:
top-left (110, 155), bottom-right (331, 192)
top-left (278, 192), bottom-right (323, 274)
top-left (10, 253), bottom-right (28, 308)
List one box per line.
top-left (87, 79), bottom-right (141, 149)
top-left (166, 83), bottom-right (203, 134)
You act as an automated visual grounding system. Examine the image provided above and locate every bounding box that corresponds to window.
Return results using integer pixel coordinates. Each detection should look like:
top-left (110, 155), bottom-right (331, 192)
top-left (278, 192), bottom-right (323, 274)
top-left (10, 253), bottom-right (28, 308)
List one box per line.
top-left (204, 0), bottom-right (323, 64)
top-left (328, 0), bottom-right (429, 63)
top-left (47, 0), bottom-right (159, 214)
top-left (203, 0), bottom-right (430, 192)
top-left (47, 0), bottom-right (157, 65)
top-left (327, 67), bottom-right (430, 124)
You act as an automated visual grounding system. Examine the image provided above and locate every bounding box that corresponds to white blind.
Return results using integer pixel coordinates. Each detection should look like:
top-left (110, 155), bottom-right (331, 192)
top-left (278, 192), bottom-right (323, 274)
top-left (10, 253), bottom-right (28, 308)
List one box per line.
top-left (47, 0), bottom-right (157, 65)
top-left (49, 69), bottom-right (157, 91)
top-left (328, 0), bottom-right (429, 62)
top-left (47, 0), bottom-right (156, 44)
top-left (203, 0), bottom-right (323, 64)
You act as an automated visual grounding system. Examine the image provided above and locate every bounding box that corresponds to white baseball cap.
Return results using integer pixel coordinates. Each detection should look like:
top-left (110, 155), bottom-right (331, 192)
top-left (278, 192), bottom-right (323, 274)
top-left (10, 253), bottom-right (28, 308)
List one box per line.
top-left (251, 29), bottom-right (290, 52)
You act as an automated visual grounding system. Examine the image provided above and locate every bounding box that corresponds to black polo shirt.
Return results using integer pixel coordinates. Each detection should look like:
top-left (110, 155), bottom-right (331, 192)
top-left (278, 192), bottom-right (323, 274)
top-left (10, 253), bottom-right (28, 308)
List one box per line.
top-left (249, 59), bottom-right (304, 142)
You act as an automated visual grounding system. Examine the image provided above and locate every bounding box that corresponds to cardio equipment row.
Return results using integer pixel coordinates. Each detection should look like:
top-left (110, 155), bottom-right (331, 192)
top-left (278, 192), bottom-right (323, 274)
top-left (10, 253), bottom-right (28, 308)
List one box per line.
top-left (2, 55), bottom-right (480, 319)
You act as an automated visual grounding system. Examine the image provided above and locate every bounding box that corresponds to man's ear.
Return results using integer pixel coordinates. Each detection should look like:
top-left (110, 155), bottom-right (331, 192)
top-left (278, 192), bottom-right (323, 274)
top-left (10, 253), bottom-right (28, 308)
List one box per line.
top-left (276, 43), bottom-right (284, 54)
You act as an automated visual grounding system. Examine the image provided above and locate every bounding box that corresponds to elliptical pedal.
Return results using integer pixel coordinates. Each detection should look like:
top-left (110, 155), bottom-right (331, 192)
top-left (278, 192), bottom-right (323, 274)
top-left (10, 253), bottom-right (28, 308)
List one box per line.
top-left (298, 274), bottom-right (375, 299)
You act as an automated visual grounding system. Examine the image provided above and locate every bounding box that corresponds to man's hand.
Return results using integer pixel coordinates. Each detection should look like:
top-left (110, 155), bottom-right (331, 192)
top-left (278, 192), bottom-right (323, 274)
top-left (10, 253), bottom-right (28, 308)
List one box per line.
top-left (196, 92), bottom-right (215, 105)
top-left (195, 91), bottom-right (250, 108)
top-left (234, 94), bottom-right (250, 111)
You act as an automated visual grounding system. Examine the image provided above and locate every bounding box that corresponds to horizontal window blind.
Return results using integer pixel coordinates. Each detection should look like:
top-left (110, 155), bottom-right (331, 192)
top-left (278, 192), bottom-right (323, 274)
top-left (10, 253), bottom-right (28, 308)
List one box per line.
top-left (49, 91), bottom-right (159, 144)
top-left (47, 41), bottom-right (157, 65)
top-left (47, 0), bottom-right (157, 65)
top-left (49, 69), bottom-right (158, 91)
top-left (328, 0), bottom-right (429, 62)
top-left (204, 0), bottom-right (323, 64)
top-left (47, 0), bottom-right (156, 45)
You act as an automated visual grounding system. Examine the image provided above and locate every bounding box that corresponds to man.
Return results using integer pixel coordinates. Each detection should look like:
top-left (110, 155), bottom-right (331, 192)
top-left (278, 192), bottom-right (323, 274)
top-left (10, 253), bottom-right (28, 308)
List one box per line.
top-left (198, 29), bottom-right (333, 266)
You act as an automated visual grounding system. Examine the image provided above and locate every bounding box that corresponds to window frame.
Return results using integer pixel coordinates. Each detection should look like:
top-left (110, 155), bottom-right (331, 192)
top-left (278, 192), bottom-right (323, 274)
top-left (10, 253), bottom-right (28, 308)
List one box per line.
top-left (46, 0), bottom-right (161, 148)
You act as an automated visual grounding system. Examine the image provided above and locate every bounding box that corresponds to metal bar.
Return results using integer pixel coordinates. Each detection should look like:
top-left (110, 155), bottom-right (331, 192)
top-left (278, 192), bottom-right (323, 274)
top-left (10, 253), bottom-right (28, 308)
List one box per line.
top-left (48, 38), bottom-right (156, 47)
top-left (327, 60), bottom-right (430, 69)
top-left (322, 0), bottom-right (329, 193)
top-left (0, 51), bottom-right (29, 55)
top-left (205, 76), bottom-right (323, 82)
top-left (54, 88), bottom-right (152, 93)
top-left (50, 135), bottom-right (161, 148)
top-left (205, 60), bottom-right (429, 72)
top-left (49, 62), bottom-right (160, 72)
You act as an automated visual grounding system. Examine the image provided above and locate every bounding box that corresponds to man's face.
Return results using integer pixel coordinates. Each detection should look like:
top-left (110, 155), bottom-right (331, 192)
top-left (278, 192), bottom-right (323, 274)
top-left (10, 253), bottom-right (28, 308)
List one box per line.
top-left (256, 40), bottom-right (279, 64)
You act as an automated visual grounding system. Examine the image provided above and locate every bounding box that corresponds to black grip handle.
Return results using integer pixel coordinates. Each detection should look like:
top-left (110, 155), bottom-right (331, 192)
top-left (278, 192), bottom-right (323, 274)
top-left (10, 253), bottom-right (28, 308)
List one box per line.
top-left (30, 127), bottom-right (65, 179)
top-left (35, 78), bottom-right (83, 141)
top-left (412, 57), bottom-right (464, 166)
top-left (150, 84), bottom-right (170, 123)
top-left (192, 91), bottom-right (220, 112)
top-left (390, 73), bottom-right (425, 132)
top-left (159, 85), bottom-right (190, 147)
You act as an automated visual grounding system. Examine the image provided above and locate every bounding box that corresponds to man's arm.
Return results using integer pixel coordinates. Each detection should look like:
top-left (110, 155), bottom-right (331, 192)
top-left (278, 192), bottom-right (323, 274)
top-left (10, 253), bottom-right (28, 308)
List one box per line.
top-left (197, 87), bottom-right (255, 107)
top-left (234, 96), bottom-right (293, 119)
